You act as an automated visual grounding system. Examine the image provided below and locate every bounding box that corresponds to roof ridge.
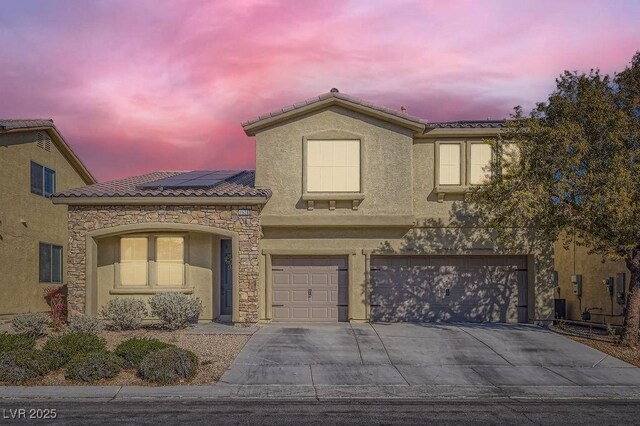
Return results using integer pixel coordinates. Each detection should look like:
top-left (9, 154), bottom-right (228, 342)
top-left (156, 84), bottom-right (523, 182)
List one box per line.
top-left (241, 91), bottom-right (508, 132)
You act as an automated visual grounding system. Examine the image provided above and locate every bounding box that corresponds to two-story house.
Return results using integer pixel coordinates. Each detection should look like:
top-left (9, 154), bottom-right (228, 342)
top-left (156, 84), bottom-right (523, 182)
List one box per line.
top-left (53, 91), bottom-right (554, 324)
top-left (0, 120), bottom-right (95, 315)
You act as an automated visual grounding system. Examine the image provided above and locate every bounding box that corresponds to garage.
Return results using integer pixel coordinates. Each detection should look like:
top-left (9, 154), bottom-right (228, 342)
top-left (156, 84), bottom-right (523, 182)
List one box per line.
top-left (271, 256), bottom-right (349, 322)
top-left (370, 255), bottom-right (528, 323)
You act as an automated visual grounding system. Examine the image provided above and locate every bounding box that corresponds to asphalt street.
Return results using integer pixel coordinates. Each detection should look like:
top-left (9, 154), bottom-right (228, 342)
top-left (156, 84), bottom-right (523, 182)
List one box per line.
top-left (1, 400), bottom-right (640, 425)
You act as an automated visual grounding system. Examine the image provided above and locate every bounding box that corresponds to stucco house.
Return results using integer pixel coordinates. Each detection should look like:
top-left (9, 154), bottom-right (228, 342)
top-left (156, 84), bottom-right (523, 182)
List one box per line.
top-left (554, 240), bottom-right (629, 326)
top-left (53, 90), bottom-right (555, 324)
top-left (0, 119), bottom-right (95, 315)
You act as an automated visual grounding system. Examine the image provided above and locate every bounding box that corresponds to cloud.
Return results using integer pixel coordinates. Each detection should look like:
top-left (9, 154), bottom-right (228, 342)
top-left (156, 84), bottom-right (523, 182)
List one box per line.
top-left (1, 0), bottom-right (638, 180)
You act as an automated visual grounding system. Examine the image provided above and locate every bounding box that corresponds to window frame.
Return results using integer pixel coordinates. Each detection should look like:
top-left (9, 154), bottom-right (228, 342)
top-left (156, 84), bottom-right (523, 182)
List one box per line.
top-left (155, 236), bottom-right (186, 287)
top-left (466, 141), bottom-right (493, 186)
top-left (301, 131), bottom-right (366, 205)
top-left (435, 141), bottom-right (465, 188)
top-left (119, 236), bottom-right (150, 287)
top-left (305, 138), bottom-right (361, 193)
top-left (115, 234), bottom-right (188, 289)
top-left (39, 242), bottom-right (63, 284)
top-left (30, 161), bottom-right (56, 198)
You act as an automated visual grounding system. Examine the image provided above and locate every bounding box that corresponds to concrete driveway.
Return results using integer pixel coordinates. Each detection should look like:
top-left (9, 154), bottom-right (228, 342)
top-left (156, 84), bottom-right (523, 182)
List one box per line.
top-left (220, 322), bottom-right (640, 399)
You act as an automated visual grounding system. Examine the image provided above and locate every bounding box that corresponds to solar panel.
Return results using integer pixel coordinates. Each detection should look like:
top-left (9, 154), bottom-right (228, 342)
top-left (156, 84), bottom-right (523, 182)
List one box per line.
top-left (138, 170), bottom-right (241, 189)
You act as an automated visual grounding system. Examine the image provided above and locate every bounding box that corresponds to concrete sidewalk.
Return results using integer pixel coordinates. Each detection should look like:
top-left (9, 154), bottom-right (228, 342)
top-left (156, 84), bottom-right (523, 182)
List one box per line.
top-left (1, 383), bottom-right (640, 401)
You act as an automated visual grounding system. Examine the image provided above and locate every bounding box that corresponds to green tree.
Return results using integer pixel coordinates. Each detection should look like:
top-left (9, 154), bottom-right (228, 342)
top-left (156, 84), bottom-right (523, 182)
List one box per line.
top-left (471, 52), bottom-right (640, 345)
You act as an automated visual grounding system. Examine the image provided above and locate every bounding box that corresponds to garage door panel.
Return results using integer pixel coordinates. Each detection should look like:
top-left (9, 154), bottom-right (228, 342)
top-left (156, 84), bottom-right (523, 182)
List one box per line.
top-left (292, 290), bottom-right (309, 302)
top-left (311, 273), bottom-right (329, 285)
top-left (312, 290), bottom-right (330, 302)
top-left (272, 256), bottom-right (348, 322)
top-left (273, 290), bottom-right (291, 303)
top-left (292, 274), bottom-right (310, 285)
top-left (273, 273), bottom-right (290, 285)
top-left (371, 256), bottom-right (527, 323)
top-left (293, 307), bottom-right (310, 319)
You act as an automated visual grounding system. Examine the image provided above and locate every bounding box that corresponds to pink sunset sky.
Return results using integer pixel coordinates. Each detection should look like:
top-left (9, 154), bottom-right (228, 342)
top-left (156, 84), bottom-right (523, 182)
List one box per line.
top-left (1, 0), bottom-right (639, 182)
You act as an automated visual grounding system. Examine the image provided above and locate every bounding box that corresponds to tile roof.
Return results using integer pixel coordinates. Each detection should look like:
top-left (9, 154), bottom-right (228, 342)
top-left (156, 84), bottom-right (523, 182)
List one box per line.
top-left (241, 90), bottom-right (506, 132)
top-left (241, 90), bottom-right (429, 128)
top-left (0, 118), bottom-right (96, 184)
top-left (0, 119), bottom-right (55, 131)
top-left (54, 170), bottom-right (271, 199)
top-left (428, 120), bottom-right (506, 129)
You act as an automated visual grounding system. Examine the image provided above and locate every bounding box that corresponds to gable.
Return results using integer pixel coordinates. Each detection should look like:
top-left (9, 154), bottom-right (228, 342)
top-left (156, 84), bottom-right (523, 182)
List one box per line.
top-left (242, 91), bottom-right (427, 136)
top-left (0, 122), bottom-right (95, 184)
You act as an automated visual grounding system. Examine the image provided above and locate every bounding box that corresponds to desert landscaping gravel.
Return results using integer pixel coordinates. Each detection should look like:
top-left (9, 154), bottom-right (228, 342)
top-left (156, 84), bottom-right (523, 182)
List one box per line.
top-left (10, 328), bottom-right (250, 386)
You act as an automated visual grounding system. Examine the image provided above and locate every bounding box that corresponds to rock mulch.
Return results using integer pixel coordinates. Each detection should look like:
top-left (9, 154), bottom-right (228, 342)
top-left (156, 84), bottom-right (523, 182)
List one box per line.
top-left (12, 328), bottom-right (251, 386)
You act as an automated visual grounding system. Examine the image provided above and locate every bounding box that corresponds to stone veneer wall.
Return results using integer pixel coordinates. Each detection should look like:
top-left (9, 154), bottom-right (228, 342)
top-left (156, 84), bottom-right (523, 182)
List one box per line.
top-left (67, 204), bottom-right (262, 323)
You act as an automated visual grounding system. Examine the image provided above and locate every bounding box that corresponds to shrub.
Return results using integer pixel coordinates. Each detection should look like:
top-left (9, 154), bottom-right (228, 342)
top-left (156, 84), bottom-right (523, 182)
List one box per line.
top-left (42, 332), bottom-right (107, 370)
top-left (100, 298), bottom-right (147, 330)
top-left (68, 314), bottom-right (104, 335)
top-left (44, 286), bottom-right (67, 329)
top-left (0, 333), bottom-right (36, 352)
top-left (148, 293), bottom-right (203, 330)
top-left (0, 350), bottom-right (50, 383)
top-left (11, 313), bottom-right (49, 338)
top-left (138, 347), bottom-right (199, 384)
top-left (114, 338), bottom-right (175, 369)
top-left (65, 351), bottom-right (123, 382)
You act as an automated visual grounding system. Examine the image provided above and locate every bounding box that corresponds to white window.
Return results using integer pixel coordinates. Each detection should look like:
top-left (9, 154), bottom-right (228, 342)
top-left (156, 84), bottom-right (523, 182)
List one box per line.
top-left (438, 143), bottom-right (461, 185)
top-left (156, 237), bottom-right (185, 286)
top-left (120, 238), bottom-right (148, 286)
top-left (307, 139), bottom-right (360, 192)
top-left (469, 143), bottom-right (492, 185)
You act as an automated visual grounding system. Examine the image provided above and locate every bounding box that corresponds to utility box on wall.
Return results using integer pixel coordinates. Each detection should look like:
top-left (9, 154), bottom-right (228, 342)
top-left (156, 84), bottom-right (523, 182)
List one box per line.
top-left (571, 274), bottom-right (582, 296)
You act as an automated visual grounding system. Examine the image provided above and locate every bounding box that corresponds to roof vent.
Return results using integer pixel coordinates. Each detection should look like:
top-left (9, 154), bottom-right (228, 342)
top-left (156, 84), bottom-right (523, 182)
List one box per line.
top-left (400, 106), bottom-right (407, 113)
top-left (330, 88), bottom-right (339, 93)
top-left (36, 132), bottom-right (51, 152)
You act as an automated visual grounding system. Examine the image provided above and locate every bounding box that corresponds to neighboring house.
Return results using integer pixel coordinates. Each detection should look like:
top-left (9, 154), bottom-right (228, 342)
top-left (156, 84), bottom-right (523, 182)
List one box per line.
top-left (554, 239), bottom-right (629, 326)
top-left (0, 119), bottom-right (95, 315)
top-left (54, 90), bottom-right (554, 324)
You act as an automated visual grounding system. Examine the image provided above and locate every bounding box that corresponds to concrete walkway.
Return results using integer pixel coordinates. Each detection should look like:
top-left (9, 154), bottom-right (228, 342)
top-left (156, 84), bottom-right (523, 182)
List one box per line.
top-left (2, 322), bottom-right (640, 401)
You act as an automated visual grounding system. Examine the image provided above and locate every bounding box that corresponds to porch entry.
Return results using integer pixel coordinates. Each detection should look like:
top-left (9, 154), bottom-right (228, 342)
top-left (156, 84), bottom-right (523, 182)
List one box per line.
top-left (220, 239), bottom-right (233, 316)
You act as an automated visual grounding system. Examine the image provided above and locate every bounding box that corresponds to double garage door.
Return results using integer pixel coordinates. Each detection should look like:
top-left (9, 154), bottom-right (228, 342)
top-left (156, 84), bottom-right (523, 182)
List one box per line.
top-left (271, 255), bottom-right (528, 323)
top-left (371, 255), bottom-right (528, 323)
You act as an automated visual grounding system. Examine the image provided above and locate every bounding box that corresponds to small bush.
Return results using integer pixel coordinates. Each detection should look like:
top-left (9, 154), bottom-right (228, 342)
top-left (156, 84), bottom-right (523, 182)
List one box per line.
top-left (0, 333), bottom-right (36, 352)
top-left (42, 332), bottom-right (107, 370)
top-left (65, 351), bottom-right (123, 382)
top-left (11, 313), bottom-right (49, 338)
top-left (114, 338), bottom-right (175, 368)
top-left (0, 350), bottom-right (50, 383)
top-left (138, 347), bottom-right (199, 384)
top-left (149, 293), bottom-right (203, 330)
top-left (100, 298), bottom-right (147, 330)
top-left (68, 314), bottom-right (104, 335)
top-left (44, 286), bottom-right (67, 329)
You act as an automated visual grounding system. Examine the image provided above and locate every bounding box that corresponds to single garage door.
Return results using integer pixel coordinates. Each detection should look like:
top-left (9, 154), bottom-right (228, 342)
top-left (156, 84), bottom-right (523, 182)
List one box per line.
top-left (272, 256), bottom-right (348, 322)
top-left (370, 256), bottom-right (528, 323)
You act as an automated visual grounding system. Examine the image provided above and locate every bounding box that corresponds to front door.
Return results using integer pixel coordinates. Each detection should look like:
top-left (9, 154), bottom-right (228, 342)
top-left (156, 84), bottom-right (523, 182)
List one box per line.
top-left (220, 239), bottom-right (233, 316)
